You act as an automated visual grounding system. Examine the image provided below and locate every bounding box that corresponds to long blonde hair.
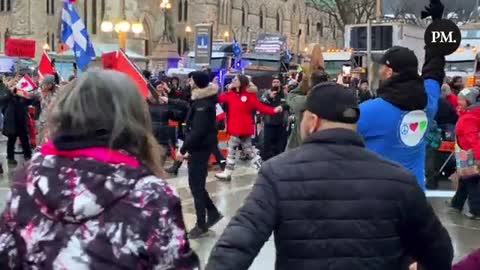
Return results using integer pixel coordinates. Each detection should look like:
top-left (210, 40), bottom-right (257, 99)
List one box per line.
top-left (300, 44), bottom-right (325, 95)
top-left (48, 70), bottom-right (164, 177)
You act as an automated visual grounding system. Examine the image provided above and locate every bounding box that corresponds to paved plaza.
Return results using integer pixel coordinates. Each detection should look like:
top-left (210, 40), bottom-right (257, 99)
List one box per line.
top-left (0, 146), bottom-right (478, 268)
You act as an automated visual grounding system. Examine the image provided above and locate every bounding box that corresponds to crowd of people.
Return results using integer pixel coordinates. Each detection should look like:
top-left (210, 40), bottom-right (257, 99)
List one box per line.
top-left (0, 0), bottom-right (479, 269)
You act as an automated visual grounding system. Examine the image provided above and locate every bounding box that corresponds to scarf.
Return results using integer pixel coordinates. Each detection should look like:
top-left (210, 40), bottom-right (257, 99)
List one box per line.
top-left (377, 72), bottom-right (427, 111)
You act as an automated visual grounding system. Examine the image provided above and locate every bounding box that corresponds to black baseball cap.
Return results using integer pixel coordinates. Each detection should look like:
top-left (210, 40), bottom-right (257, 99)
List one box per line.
top-left (306, 82), bottom-right (360, 124)
top-left (374, 46), bottom-right (418, 73)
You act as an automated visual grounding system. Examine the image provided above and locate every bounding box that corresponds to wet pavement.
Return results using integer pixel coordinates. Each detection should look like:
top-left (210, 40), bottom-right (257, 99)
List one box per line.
top-left (0, 146), bottom-right (478, 268)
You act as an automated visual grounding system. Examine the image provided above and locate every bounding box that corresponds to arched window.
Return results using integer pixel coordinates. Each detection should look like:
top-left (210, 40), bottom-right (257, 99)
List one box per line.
top-left (306, 19), bottom-right (310, 36)
top-left (101, 0), bottom-right (105, 20)
top-left (45, 0), bottom-right (49, 14)
top-left (178, 0), bottom-right (183, 21)
top-left (224, 0), bottom-right (231, 25)
top-left (177, 37), bottom-right (181, 55)
top-left (241, 6), bottom-right (246, 27)
top-left (4, 29), bottom-right (10, 50)
top-left (276, 12), bottom-right (281, 32)
top-left (183, 37), bottom-right (188, 53)
top-left (317, 22), bottom-right (323, 37)
top-left (46, 32), bottom-right (50, 47)
top-left (184, 0), bottom-right (188, 22)
top-left (92, 0), bottom-right (97, 34)
top-left (84, 0), bottom-right (88, 31)
top-left (0, 0), bottom-right (10, 13)
top-left (51, 33), bottom-right (55, 52)
top-left (259, 9), bottom-right (264, 29)
top-left (143, 20), bottom-right (151, 56)
top-left (50, 0), bottom-right (54, 15)
top-left (219, 0), bottom-right (224, 24)
top-left (290, 8), bottom-right (296, 34)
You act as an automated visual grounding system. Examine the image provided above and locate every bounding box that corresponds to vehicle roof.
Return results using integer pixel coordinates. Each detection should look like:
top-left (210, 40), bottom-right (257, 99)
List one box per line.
top-left (243, 53), bottom-right (280, 61)
top-left (166, 68), bottom-right (197, 76)
top-left (323, 52), bottom-right (352, 61)
top-left (446, 49), bottom-right (478, 61)
top-left (187, 52), bottom-right (230, 58)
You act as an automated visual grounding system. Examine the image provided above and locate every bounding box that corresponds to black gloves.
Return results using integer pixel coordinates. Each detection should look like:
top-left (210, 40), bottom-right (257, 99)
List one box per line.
top-left (421, 0), bottom-right (444, 20)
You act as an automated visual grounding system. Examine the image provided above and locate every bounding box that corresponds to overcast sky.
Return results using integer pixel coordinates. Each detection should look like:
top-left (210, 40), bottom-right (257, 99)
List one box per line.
top-left (383, 0), bottom-right (478, 16)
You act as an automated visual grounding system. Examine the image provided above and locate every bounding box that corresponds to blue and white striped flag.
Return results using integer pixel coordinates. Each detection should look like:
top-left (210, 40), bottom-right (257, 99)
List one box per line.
top-left (61, 0), bottom-right (96, 71)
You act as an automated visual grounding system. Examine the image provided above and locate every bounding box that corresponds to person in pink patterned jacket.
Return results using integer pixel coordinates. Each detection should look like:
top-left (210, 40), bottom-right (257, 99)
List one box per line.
top-left (0, 70), bottom-right (199, 269)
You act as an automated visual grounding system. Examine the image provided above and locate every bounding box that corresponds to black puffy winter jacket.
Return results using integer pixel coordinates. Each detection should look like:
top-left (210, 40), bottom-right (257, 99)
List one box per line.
top-left (206, 128), bottom-right (453, 270)
top-left (149, 99), bottom-right (188, 145)
top-left (180, 84), bottom-right (218, 154)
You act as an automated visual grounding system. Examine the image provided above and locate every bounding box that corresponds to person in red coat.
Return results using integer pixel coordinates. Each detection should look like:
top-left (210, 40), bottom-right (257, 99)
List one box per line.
top-left (215, 75), bottom-right (283, 181)
top-left (450, 88), bottom-right (480, 219)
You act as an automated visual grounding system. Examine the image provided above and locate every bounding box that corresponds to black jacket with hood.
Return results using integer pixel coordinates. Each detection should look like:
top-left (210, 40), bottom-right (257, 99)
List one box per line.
top-left (180, 84), bottom-right (218, 154)
top-left (206, 128), bottom-right (453, 270)
top-left (149, 98), bottom-right (189, 145)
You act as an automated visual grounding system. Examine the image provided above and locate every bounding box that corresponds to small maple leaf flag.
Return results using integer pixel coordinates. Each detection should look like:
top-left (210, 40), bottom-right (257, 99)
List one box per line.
top-left (16, 75), bottom-right (37, 92)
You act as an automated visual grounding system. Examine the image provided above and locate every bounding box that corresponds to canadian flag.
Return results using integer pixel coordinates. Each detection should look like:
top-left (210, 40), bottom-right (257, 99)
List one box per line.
top-left (38, 51), bottom-right (55, 79)
top-left (16, 75), bottom-right (37, 92)
top-left (216, 104), bottom-right (226, 122)
top-left (15, 75), bottom-right (37, 98)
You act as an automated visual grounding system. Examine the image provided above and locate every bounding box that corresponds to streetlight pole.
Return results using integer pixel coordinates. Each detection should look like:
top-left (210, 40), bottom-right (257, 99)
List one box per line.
top-left (476, 0), bottom-right (480, 21)
top-left (100, 0), bottom-right (144, 51)
top-left (160, 0), bottom-right (172, 42)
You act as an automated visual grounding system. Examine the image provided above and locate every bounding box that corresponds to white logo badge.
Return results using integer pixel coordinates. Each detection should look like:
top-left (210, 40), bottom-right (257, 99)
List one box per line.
top-left (241, 96), bottom-right (247, 102)
top-left (399, 110), bottom-right (428, 147)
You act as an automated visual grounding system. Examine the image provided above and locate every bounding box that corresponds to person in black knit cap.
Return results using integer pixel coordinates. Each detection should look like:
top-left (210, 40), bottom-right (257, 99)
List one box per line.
top-left (177, 71), bottom-right (223, 238)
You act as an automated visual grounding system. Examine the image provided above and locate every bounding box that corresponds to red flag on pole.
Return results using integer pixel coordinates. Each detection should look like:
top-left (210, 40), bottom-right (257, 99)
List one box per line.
top-left (38, 51), bottom-right (55, 78)
top-left (101, 51), bottom-right (118, 69)
top-left (114, 50), bottom-right (149, 98)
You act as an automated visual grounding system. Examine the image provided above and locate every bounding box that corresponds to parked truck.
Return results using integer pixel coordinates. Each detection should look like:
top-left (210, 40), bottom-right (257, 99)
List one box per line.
top-left (322, 48), bottom-right (367, 80)
top-left (445, 27), bottom-right (480, 87)
top-left (344, 21), bottom-right (425, 88)
top-left (242, 33), bottom-right (290, 89)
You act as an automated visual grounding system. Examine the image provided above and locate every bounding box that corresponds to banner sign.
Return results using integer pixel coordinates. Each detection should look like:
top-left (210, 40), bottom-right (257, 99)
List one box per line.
top-left (254, 34), bottom-right (287, 54)
top-left (195, 24), bottom-right (213, 66)
top-left (0, 58), bottom-right (15, 73)
top-left (6, 39), bottom-right (36, 59)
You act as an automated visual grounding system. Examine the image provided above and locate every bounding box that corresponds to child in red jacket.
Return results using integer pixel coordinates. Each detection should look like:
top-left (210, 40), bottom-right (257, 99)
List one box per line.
top-left (451, 88), bottom-right (480, 219)
top-left (215, 75), bottom-right (282, 181)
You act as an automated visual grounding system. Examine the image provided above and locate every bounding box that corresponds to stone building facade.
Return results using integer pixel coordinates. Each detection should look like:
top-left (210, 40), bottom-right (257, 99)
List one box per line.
top-left (0, 0), bottom-right (341, 60)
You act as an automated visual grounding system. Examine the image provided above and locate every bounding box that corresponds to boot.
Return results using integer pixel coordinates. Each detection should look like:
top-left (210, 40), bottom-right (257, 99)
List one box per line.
top-left (215, 169), bottom-right (233, 181)
top-left (206, 211), bottom-right (223, 229)
top-left (251, 155), bottom-right (262, 171)
top-left (219, 160), bottom-right (226, 171)
top-left (165, 161), bottom-right (182, 176)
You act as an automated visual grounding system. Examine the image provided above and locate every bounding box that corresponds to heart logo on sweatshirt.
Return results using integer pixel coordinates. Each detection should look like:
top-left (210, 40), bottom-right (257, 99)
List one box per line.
top-left (420, 120), bottom-right (428, 131)
top-left (399, 110), bottom-right (428, 147)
